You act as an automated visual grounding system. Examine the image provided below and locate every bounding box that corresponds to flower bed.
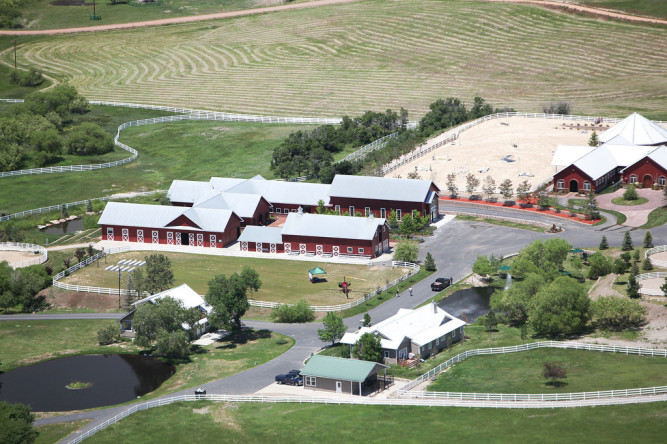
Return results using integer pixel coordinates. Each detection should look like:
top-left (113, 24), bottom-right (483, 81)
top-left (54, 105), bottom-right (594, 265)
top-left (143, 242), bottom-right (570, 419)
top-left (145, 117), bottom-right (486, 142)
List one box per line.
top-left (439, 196), bottom-right (597, 225)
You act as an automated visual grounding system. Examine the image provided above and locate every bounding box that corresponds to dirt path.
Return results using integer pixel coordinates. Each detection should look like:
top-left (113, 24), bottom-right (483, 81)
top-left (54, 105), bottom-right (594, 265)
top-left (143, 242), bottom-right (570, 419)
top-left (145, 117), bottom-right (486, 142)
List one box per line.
top-left (482, 0), bottom-right (667, 25)
top-left (0, 0), bottom-right (361, 35)
top-left (588, 273), bottom-right (623, 299)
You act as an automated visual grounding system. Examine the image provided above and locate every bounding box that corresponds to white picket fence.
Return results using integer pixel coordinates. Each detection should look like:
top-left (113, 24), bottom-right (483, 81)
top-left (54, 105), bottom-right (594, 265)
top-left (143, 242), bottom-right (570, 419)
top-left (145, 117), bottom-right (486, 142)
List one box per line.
top-left (397, 341), bottom-right (667, 395)
top-left (645, 245), bottom-right (667, 268)
top-left (340, 132), bottom-right (400, 163)
top-left (0, 242), bottom-right (47, 268)
top-left (635, 271), bottom-right (667, 296)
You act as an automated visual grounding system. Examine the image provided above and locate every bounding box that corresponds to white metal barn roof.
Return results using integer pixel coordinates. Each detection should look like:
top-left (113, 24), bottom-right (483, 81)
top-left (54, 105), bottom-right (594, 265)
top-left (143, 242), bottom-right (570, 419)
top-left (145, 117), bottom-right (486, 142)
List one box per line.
top-left (600, 113), bottom-right (667, 146)
top-left (329, 175), bottom-right (436, 203)
top-left (225, 179), bottom-right (331, 206)
top-left (551, 146), bottom-right (595, 167)
top-left (194, 191), bottom-right (264, 219)
top-left (237, 226), bottom-right (283, 244)
top-left (281, 213), bottom-right (385, 241)
top-left (132, 283), bottom-right (211, 312)
top-left (167, 180), bottom-right (212, 204)
top-left (99, 202), bottom-right (234, 232)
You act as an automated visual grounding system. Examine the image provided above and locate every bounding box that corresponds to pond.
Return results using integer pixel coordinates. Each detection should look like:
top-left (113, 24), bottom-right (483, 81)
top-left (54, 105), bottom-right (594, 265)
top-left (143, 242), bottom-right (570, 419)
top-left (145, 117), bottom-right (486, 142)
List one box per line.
top-left (42, 218), bottom-right (84, 234)
top-left (0, 354), bottom-right (174, 411)
top-left (438, 287), bottom-right (497, 323)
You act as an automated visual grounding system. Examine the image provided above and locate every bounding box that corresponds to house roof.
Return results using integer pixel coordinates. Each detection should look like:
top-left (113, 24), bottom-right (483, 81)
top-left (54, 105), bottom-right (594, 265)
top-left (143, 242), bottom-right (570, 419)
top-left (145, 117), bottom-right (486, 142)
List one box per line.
top-left (340, 303), bottom-right (465, 349)
top-left (281, 213), bottom-right (385, 241)
top-left (300, 355), bottom-right (388, 382)
top-left (99, 202), bottom-right (234, 233)
top-left (225, 179), bottom-right (331, 206)
top-left (194, 191), bottom-right (264, 219)
top-left (621, 145), bottom-right (667, 173)
top-left (167, 180), bottom-right (212, 204)
top-left (237, 226), bottom-right (283, 244)
top-left (132, 283), bottom-right (211, 313)
top-left (209, 176), bottom-right (258, 192)
top-left (600, 113), bottom-right (667, 146)
top-left (329, 175), bottom-right (437, 202)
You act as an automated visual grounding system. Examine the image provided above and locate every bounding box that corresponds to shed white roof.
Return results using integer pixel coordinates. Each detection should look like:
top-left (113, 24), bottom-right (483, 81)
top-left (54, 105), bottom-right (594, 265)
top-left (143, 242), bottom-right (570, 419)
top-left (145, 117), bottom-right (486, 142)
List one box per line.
top-left (167, 180), bottom-right (212, 204)
top-left (647, 145), bottom-right (667, 168)
top-left (340, 303), bottom-right (465, 349)
top-left (237, 226), bottom-right (283, 244)
top-left (551, 145), bottom-right (594, 167)
top-left (600, 113), bottom-right (667, 146)
top-left (194, 191), bottom-right (263, 219)
top-left (329, 175), bottom-right (437, 202)
top-left (132, 283), bottom-right (212, 313)
top-left (225, 179), bottom-right (331, 206)
top-left (282, 213), bottom-right (385, 241)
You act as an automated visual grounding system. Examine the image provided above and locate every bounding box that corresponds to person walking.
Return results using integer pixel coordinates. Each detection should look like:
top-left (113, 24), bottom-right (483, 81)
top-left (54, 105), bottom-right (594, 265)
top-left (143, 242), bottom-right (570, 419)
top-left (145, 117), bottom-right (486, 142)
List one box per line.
top-left (396, 289), bottom-right (400, 298)
top-left (409, 287), bottom-right (413, 297)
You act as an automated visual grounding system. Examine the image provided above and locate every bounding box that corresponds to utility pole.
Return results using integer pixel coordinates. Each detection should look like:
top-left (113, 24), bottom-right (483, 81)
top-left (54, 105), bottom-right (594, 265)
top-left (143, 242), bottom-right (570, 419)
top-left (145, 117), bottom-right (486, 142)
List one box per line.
top-left (13, 38), bottom-right (16, 70)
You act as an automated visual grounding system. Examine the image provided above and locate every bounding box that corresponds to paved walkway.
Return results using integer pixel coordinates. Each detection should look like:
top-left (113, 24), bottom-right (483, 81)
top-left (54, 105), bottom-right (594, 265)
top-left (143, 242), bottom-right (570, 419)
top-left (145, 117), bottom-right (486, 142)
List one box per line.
top-left (596, 188), bottom-right (665, 227)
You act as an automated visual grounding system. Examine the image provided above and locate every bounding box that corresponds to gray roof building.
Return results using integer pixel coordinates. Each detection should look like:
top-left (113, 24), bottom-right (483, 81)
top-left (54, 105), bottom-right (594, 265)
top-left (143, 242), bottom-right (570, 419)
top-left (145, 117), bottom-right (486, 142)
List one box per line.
top-left (281, 213), bottom-right (386, 241)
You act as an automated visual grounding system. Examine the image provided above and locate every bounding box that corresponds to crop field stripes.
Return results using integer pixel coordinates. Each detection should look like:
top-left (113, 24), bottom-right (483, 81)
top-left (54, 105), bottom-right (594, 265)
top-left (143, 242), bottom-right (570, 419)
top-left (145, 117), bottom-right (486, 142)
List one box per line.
top-left (9, 0), bottom-right (665, 118)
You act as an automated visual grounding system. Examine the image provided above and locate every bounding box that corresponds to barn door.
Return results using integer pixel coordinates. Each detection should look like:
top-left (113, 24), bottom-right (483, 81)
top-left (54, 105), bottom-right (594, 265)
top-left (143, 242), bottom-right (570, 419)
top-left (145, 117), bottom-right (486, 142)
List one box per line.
top-left (270, 243), bottom-right (276, 253)
top-left (152, 231), bottom-right (159, 244)
top-left (137, 229), bottom-right (144, 243)
top-left (122, 228), bottom-right (129, 242)
top-left (106, 227), bottom-right (114, 241)
top-left (284, 243), bottom-right (291, 254)
top-left (209, 234), bottom-right (216, 248)
top-left (316, 245), bottom-right (323, 255)
top-left (241, 241), bottom-right (248, 251)
top-left (189, 233), bottom-right (195, 246)
top-left (299, 243), bottom-right (307, 255)
top-left (167, 232), bottom-right (174, 245)
top-left (197, 234), bottom-right (203, 247)
top-left (175, 232), bottom-right (182, 245)
top-left (256, 242), bottom-right (262, 252)
top-left (332, 246), bottom-right (339, 257)
top-left (383, 239), bottom-right (388, 250)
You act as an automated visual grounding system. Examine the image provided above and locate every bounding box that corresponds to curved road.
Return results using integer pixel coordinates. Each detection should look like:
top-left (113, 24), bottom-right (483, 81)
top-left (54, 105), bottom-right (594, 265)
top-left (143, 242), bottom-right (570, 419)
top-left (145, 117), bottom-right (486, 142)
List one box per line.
top-left (3, 205), bottom-right (667, 442)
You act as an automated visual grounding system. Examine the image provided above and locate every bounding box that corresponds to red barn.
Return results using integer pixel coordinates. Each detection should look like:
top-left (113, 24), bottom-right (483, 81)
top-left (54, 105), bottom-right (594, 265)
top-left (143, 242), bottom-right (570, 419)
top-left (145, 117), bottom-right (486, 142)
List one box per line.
top-left (328, 175), bottom-right (440, 221)
top-left (237, 226), bottom-right (284, 253)
top-left (621, 145), bottom-right (667, 188)
top-left (98, 202), bottom-right (241, 248)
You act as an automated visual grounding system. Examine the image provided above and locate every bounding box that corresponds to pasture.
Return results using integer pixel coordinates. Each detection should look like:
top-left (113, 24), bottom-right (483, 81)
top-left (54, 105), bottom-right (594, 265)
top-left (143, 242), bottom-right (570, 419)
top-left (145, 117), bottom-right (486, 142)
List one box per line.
top-left (61, 251), bottom-right (407, 306)
top-left (6, 0), bottom-right (666, 119)
top-left (573, 0), bottom-right (667, 19)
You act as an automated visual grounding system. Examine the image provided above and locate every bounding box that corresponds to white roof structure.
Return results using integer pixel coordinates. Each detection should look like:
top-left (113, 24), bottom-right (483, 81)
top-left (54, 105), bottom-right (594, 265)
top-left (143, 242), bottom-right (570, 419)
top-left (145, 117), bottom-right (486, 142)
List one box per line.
top-left (167, 180), bottom-right (212, 204)
top-left (210, 175), bottom-right (264, 192)
top-left (237, 226), bottom-right (283, 244)
top-left (225, 179), bottom-right (331, 206)
top-left (340, 303), bottom-right (465, 350)
top-left (99, 202), bottom-right (235, 233)
top-left (621, 145), bottom-right (667, 172)
top-left (194, 191), bottom-right (264, 219)
top-left (600, 113), bottom-right (667, 146)
top-left (551, 145), bottom-right (595, 167)
top-left (282, 212), bottom-right (386, 241)
top-left (559, 144), bottom-right (654, 180)
top-left (132, 283), bottom-right (211, 312)
top-left (329, 175), bottom-right (437, 202)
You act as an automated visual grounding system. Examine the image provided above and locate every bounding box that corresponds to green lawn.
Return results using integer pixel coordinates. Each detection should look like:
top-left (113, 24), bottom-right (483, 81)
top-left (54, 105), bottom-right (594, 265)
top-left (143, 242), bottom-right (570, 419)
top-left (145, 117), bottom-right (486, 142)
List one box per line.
top-left (428, 348), bottom-right (667, 393)
top-left (455, 215), bottom-right (545, 233)
top-left (35, 419), bottom-right (91, 444)
top-left (85, 400), bottom-right (667, 443)
top-left (641, 206), bottom-right (667, 229)
top-left (611, 196), bottom-right (649, 206)
top-left (62, 252), bottom-right (407, 306)
top-left (6, 0), bottom-right (666, 120)
top-left (0, 118), bottom-right (310, 215)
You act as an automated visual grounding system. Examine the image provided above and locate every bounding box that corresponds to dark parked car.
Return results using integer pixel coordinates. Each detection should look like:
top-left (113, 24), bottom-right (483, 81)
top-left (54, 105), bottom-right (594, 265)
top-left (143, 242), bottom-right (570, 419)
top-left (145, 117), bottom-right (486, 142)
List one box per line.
top-left (275, 370), bottom-right (302, 385)
top-left (431, 277), bottom-right (451, 291)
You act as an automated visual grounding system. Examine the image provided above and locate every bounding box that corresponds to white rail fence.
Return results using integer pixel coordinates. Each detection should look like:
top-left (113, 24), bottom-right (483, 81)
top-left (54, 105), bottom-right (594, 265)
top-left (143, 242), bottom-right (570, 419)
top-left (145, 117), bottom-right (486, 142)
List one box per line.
top-left (398, 341), bottom-right (667, 394)
top-left (635, 271), bottom-right (667, 296)
top-left (645, 245), bottom-right (667, 268)
top-left (0, 191), bottom-right (161, 223)
top-left (340, 132), bottom-right (400, 163)
top-left (52, 246), bottom-right (135, 295)
top-left (0, 242), bottom-right (47, 268)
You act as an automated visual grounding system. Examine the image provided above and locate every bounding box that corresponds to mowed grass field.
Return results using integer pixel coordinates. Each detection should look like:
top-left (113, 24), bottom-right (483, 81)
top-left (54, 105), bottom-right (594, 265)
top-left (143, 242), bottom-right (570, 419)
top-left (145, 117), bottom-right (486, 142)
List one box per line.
top-left (0, 119), bottom-right (310, 215)
top-left (573, 0), bottom-right (667, 19)
top-left (428, 348), bottom-right (667, 393)
top-left (85, 400), bottom-right (667, 443)
top-left (62, 252), bottom-right (407, 305)
top-left (7, 0), bottom-right (667, 119)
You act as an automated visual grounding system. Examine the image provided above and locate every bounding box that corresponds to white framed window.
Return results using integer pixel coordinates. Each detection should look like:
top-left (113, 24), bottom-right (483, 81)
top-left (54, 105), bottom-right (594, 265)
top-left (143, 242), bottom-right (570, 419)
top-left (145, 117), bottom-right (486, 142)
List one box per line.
top-left (305, 376), bottom-right (316, 387)
top-left (335, 205), bottom-right (340, 214)
top-left (660, 177), bottom-right (666, 186)
top-left (106, 227), bottom-right (113, 237)
top-left (365, 207), bottom-right (370, 217)
top-left (412, 209), bottom-right (418, 217)
top-left (349, 206), bottom-right (355, 216)
top-left (383, 350), bottom-right (390, 358)
top-left (358, 248), bottom-right (364, 254)
top-left (556, 179), bottom-right (565, 189)
top-left (583, 181), bottom-right (591, 191)
top-left (630, 175), bottom-right (638, 184)
top-left (380, 208), bottom-right (386, 218)
top-left (347, 247), bottom-right (353, 253)
top-left (396, 209), bottom-right (402, 221)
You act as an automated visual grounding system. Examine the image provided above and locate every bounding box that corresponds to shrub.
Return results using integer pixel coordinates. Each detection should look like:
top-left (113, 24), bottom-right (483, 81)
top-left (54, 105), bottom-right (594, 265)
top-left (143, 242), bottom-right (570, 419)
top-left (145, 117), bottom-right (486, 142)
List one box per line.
top-left (272, 299), bottom-right (315, 323)
top-left (394, 240), bottom-right (418, 262)
top-left (66, 123), bottom-right (114, 155)
top-left (588, 253), bottom-right (612, 279)
top-left (97, 324), bottom-right (118, 345)
top-left (623, 184), bottom-right (638, 201)
top-left (592, 296), bottom-right (646, 330)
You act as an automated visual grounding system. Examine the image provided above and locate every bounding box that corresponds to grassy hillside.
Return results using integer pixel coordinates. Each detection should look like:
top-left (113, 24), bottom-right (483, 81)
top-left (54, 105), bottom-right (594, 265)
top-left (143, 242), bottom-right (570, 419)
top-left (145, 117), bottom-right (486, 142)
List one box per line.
top-left (573, 0), bottom-right (667, 19)
top-left (5, 0), bottom-right (666, 119)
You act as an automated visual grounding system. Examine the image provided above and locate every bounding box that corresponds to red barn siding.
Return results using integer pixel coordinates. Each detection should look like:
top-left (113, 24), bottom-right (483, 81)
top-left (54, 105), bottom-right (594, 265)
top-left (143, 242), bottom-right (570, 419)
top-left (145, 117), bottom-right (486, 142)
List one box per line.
top-left (622, 157), bottom-right (667, 187)
top-left (282, 224), bottom-right (389, 258)
top-left (328, 197), bottom-right (436, 220)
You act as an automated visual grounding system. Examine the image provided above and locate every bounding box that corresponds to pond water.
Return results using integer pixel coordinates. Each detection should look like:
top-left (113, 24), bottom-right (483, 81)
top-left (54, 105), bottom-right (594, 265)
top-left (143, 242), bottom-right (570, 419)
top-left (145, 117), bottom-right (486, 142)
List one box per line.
top-left (0, 354), bottom-right (174, 411)
top-left (438, 287), bottom-right (497, 323)
top-left (42, 218), bottom-right (84, 234)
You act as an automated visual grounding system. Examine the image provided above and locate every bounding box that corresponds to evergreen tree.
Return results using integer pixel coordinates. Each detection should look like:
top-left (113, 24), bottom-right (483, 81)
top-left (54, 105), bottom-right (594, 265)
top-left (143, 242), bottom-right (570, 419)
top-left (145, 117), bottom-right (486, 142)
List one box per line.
top-left (588, 130), bottom-right (599, 147)
top-left (643, 231), bottom-right (654, 248)
top-left (362, 313), bottom-right (372, 327)
top-left (633, 249), bottom-right (640, 262)
top-left (424, 252), bottom-right (437, 271)
top-left (642, 258), bottom-right (653, 271)
top-left (627, 274), bottom-right (640, 299)
top-left (599, 235), bottom-right (609, 250)
top-left (621, 231), bottom-right (634, 251)
top-left (631, 262), bottom-right (639, 276)
top-left (661, 278), bottom-right (667, 298)
top-left (483, 310), bottom-right (498, 332)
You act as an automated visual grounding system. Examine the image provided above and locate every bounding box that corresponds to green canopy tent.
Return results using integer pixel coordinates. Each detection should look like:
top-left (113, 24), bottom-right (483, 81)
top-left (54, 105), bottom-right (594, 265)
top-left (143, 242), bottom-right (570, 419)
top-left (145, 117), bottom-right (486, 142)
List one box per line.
top-left (308, 267), bottom-right (327, 283)
top-left (570, 248), bottom-right (583, 253)
top-left (498, 265), bottom-right (511, 271)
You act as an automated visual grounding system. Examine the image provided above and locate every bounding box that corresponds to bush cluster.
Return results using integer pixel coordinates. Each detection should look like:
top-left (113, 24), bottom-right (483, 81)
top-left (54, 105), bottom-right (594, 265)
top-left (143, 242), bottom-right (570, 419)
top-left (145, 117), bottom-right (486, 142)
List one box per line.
top-left (272, 300), bottom-right (315, 323)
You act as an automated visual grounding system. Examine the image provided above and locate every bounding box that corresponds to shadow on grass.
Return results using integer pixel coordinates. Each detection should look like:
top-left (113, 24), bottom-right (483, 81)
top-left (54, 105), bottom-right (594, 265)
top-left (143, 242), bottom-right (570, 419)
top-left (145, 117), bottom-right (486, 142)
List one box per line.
top-left (545, 380), bottom-right (568, 388)
top-left (215, 328), bottom-right (271, 349)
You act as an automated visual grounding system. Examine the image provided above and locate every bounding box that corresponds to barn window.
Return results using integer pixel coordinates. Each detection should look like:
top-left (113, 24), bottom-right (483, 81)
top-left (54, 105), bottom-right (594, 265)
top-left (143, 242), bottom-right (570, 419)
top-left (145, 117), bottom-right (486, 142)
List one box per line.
top-left (349, 206), bottom-right (355, 216)
top-left (556, 180), bottom-right (565, 189)
top-left (380, 208), bottom-right (386, 218)
top-left (630, 175), bottom-right (638, 184)
top-left (660, 177), bottom-right (666, 186)
top-left (396, 209), bottom-right (402, 221)
top-left (347, 247), bottom-right (353, 253)
top-left (106, 227), bottom-right (113, 237)
top-left (365, 207), bottom-right (370, 217)
top-left (358, 248), bottom-right (364, 254)
top-left (384, 350), bottom-right (390, 358)
top-left (583, 181), bottom-right (591, 191)
top-left (305, 376), bottom-right (316, 387)
top-left (335, 205), bottom-right (340, 215)
top-left (269, 206), bottom-right (274, 213)
top-left (291, 209), bottom-right (297, 213)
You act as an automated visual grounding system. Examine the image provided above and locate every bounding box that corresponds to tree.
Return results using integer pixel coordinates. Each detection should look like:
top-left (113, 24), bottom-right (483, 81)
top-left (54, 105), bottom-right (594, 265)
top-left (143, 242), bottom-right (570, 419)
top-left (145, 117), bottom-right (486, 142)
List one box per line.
top-left (446, 172), bottom-right (458, 198)
top-left (205, 267), bottom-right (261, 330)
top-left (584, 191), bottom-right (599, 220)
top-left (353, 332), bottom-right (383, 363)
top-left (623, 184), bottom-right (638, 201)
top-left (588, 253), bottom-right (612, 279)
top-left (0, 401), bottom-right (37, 444)
top-left (661, 278), bottom-right (667, 298)
top-left (482, 175), bottom-right (496, 201)
top-left (591, 296), bottom-right (646, 330)
top-left (472, 255), bottom-right (493, 278)
top-left (74, 247), bottom-right (86, 263)
top-left (491, 273), bottom-right (545, 326)
top-left (483, 310), bottom-right (498, 332)
top-left (133, 297), bottom-right (200, 351)
top-left (499, 179), bottom-right (514, 203)
top-left (465, 173), bottom-right (480, 198)
top-left (154, 330), bottom-right (191, 359)
top-left (318, 312), bottom-right (348, 345)
top-left (87, 199), bottom-right (93, 212)
top-left (588, 130), bottom-right (599, 147)
top-left (620, 252), bottom-right (632, 266)
top-left (627, 274), bottom-right (640, 299)
top-left (536, 190), bottom-right (550, 210)
top-left (398, 213), bottom-right (417, 236)
top-left (97, 323), bottom-right (117, 345)
top-left (424, 252), bottom-right (436, 271)
top-left (642, 257), bottom-right (653, 271)
top-left (66, 122), bottom-right (114, 155)
top-left (612, 258), bottom-right (628, 275)
top-left (143, 254), bottom-right (174, 294)
top-left (633, 249), bottom-right (640, 262)
top-left (599, 235), bottom-right (609, 250)
top-left (570, 255), bottom-right (584, 280)
top-left (272, 299), bottom-right (315, 323)
top-left (528, 276), bottom-right (590, 337)
top-left (542, 362), bottom-right (567, 386)
top-left (516, 180), bottom-right (531, 206)
top-left (362, 313), bottom-right (372, 327)
top-left (316, 199), bottom-right (327, 214)
top-left (386, 209), bottom-right (399, 230)
top-left (643, 231), bottom-right (654, 248)
top-left (393, 240), bottom-right (418, 262)
top-left (511, 238), bottom-right (571, 280)
top-left (622, 231), bottom-right (634, 251)
top-left (542, 101), bottom-right (571, 115)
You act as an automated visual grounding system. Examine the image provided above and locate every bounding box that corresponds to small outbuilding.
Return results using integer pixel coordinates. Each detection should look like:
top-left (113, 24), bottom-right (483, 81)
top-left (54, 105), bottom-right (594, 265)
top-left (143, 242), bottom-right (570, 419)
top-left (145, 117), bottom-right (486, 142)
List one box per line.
top-left (300, 355), bottom-right (389, 396)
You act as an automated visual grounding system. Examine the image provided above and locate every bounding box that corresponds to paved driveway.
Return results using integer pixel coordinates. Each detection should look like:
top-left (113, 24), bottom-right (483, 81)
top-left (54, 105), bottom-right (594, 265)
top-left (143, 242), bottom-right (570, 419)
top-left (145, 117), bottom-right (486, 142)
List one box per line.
top-left (596, 188), bottom-right (665, 227)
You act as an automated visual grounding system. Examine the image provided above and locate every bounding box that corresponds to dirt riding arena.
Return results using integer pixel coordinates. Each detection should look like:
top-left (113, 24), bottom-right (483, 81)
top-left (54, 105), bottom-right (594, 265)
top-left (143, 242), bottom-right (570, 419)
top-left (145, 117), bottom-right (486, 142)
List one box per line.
top-left (390, 117), bottom-right (592, 192)
top-left (0, 250), bottom-right (44, 268)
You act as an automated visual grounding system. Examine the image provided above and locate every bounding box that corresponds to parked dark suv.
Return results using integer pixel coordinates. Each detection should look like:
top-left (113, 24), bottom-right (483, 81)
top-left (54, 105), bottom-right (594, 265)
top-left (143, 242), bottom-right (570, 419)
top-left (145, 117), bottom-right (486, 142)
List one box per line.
top-left (431, 277), bottom-right (451, 291)
top-left (275, 370), bottom-right (303, 386)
